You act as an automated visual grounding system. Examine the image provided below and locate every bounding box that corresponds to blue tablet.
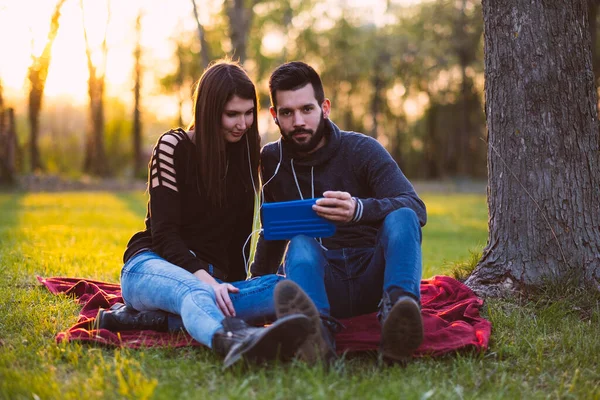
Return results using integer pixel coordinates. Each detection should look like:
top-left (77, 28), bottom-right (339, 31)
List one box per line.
top-left (261, 198), bottom-right (336, 241)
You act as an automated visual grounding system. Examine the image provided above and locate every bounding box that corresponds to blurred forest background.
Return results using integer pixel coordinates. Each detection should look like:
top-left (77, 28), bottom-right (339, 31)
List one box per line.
top-left (1, 0), bottom-right (599, 183)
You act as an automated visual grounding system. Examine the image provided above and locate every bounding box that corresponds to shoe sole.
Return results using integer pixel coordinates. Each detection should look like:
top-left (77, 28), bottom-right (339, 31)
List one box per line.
top-left (380, 298), bottom-right (424, 362)
top-left (274, 280), bottom-right (331, 363)
top-left (222, 314), bottom-right (311, 368)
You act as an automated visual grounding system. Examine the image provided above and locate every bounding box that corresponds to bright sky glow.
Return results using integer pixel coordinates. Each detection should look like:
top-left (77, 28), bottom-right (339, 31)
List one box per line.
top-left (0, 0), bottom-right (422, 119)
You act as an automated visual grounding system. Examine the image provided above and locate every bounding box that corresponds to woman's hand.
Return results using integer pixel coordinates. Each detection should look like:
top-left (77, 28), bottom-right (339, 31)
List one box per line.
top-left (193, 269), bottom-right (240, 317)
top-left (209, 282), bottom-right (239, 317)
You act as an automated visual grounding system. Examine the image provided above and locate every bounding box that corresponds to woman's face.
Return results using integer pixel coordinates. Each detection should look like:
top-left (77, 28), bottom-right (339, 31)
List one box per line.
top-left (221, 95), bottom-right (255, 143)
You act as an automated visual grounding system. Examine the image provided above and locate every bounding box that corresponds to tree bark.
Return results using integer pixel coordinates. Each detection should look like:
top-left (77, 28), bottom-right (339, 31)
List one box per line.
top-left (467, 0), bottom-right (600, 295)
top-left (589, 0), bottom-right (599, 83)
top-left (27, 0), bottom-right (67, 172)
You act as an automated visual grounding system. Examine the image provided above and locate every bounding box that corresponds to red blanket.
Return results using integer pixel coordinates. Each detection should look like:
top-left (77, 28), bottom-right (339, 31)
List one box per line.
top-left (38, 275), bottom-right (491, 357)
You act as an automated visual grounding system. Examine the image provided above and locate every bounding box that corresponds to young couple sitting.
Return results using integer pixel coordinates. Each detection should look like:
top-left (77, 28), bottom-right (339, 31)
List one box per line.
top-left (97, 60), bottom-right (427, 368)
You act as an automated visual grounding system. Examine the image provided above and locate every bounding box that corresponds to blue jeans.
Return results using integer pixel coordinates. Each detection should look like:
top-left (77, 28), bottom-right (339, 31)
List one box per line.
top-left (120, 251), bottom-right (284, 347)
top-left (283, 208), bottom-right (422, 319)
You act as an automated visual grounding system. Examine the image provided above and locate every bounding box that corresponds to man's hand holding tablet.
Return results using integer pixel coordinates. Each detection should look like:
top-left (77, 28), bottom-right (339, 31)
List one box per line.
top-left (313, 191), bottom-right (357, 223)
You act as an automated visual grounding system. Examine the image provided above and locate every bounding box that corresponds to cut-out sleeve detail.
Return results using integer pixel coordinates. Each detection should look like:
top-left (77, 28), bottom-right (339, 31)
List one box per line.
top-left (147, 129), bottom-right (209, 275)
top-left (150, 130), bottom-right (187, 192)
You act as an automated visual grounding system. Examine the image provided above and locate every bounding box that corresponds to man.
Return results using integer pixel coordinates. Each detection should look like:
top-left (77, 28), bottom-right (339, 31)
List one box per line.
top-left (252, 61), bottom-right (427, 363)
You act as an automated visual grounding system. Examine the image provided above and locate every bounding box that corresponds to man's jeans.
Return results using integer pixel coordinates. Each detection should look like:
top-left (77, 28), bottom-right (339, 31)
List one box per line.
top-left (120, 251), bottom-right (283, 347)
top-left (283, 208), bottom-right (422, 319)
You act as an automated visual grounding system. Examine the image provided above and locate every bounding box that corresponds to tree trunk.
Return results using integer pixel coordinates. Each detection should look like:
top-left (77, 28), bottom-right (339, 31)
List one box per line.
top-left (28, 108), bottom-right (42, 172)
top-left (84, 70), bottom-right (108, 176)
top-left (369, 49), bottom-right (390, 140)
top-left (81, 0), bottom-right (109, 176)
top-left (190, 0), bottom-right (211, 69)
top-left (0, 108), bottom-right (17, 184)
top-left (424, 102), bottom-right (440, 179)
top-left (225, 0), bottom-right (254, 64)
top-left (27, 0), bottom-right (67, 172)
top-left (132, 10), bottom-right (143, 178)
top-left (175, 40), bottom-right (186, 128)
top-left (369, 70), bottom-right (382, 139)
top-left (457, 63), bottom-right (470, 177)
top-left (466, 0), bottom-right (600, 295)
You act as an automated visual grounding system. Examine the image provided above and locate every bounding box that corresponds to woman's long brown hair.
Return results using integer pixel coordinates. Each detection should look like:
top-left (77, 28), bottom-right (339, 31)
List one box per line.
top-left (189, 60), bottom-right (260, 207)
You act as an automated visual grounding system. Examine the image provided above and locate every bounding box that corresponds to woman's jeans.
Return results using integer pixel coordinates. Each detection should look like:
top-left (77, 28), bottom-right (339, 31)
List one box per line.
top-left (283, 208), bottom-right (422, 319)
top-left (120, 251), bottom-right (284, 347)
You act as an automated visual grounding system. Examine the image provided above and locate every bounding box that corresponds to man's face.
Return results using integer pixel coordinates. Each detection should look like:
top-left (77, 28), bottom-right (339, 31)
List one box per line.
top-left (270, 84), bottom-right (330, 154)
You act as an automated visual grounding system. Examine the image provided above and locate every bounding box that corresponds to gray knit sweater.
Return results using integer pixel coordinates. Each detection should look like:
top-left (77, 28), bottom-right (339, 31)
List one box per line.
top-left (251, 120), bottom-right (426, 276)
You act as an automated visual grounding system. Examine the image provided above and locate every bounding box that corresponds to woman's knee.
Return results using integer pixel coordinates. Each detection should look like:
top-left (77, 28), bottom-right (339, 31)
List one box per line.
top-left (181, 283), bottom-right (218, 311)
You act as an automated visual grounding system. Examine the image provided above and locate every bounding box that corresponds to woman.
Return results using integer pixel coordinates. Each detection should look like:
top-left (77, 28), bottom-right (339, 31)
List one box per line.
top-left (97, 60), bottom-right (310, 368)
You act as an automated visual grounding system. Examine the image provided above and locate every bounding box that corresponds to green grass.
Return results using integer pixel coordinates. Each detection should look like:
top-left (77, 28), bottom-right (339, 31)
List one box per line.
top-left (1, 192), bottom-right (599, 399)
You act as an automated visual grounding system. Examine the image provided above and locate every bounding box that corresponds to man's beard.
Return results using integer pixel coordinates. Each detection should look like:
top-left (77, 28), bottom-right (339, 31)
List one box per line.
top-left (280, 112), bottom-right (327, 154)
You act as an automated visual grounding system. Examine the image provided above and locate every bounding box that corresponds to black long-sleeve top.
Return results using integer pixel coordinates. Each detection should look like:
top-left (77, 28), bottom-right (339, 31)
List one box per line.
top-left (123, 128), bottom-right (255, 282)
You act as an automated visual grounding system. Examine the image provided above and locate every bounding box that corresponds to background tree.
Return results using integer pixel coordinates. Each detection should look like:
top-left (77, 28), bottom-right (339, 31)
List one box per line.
top-left (80, 0), bottom-right (110, 176)
top-left (225, 0), bottom-right (256, 63)
top-left (399, 0), bottom-right (484, 179)
top-left (0, 78), bottom-right (8, 182)
top-left (190, 0), bottom-right (212, 69)
top-left (466, 0), bottom-right (600, 295)
top-left (0, 79), bottom-right (18, 184)
top-left (27, 0), bottom-right (67, 172)
top-left (132, 9), bottom-right (144, 178)
top-left (160, 33), bottom-right (197, 127)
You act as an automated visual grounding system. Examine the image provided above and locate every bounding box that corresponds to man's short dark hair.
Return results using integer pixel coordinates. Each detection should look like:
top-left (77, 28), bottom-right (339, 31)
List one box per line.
top-left (269, 61), bottom-right (325, 110)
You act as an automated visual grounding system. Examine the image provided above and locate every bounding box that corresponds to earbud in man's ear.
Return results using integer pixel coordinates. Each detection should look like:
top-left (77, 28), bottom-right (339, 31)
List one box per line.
top-left (273, 117), bottom-right (279, 125)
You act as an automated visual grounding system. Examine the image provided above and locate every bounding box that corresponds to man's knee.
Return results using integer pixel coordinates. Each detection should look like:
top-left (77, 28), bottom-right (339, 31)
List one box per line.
top-left (288, 235), bottom-right (321, 256)
top-left (285, 235), bottom-right (324, 271)
top-left (382, 208), bottom-right (421, 241)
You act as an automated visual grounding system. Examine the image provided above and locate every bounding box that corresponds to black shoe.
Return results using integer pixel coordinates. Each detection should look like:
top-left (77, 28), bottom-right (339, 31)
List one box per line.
top-left (212, 314), bottom-right (311, 368)
top-left (274, 280), bottom-right (339, 364)
top-left (96, 303), bottom-right (169, 332)
top-left (378, 290), bottom-right (423, 362)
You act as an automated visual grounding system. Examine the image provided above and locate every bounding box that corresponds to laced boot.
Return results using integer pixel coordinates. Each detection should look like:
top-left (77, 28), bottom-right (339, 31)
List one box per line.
top-left (96, 303), bottom-right (169, 332)
top-left (212, 314), bottom-right (311, 369)
top-left (274, 280), bottom-right (340, 364)
top-left (378, 289), bottom-right (423, 363)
